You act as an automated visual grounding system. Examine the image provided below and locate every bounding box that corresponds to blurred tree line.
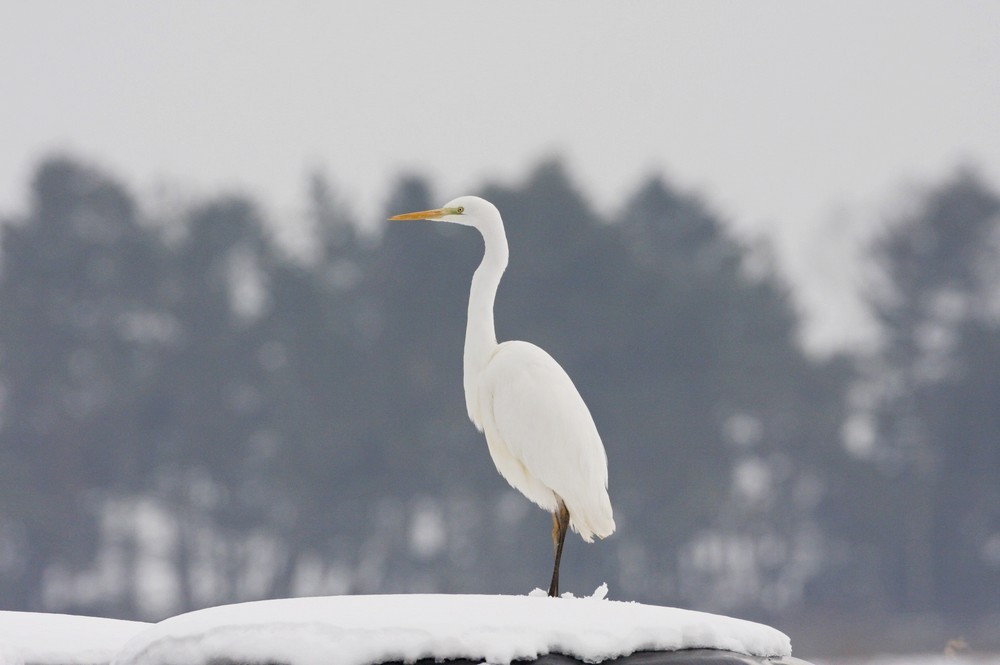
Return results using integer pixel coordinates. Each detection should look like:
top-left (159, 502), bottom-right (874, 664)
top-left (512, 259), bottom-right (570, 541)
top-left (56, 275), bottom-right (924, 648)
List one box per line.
top-left (0, 156), bottom-right (996, 631)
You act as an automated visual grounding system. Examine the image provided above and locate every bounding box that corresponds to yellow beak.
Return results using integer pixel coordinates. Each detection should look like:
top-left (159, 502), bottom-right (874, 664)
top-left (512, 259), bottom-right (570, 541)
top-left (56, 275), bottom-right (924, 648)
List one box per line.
top-left (388, 208), bottom-right (447, 221)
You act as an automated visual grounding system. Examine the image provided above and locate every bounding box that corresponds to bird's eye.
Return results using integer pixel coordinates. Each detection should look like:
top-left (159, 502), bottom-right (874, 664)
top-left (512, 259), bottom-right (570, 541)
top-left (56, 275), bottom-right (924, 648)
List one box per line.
top-left (457, 206), bottom-right (465, 214)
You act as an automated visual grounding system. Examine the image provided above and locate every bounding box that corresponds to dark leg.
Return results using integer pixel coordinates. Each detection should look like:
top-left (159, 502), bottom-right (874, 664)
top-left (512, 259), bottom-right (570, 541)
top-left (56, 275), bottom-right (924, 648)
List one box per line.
top-left (547, 500), bottom-right (571, 597)
top-left (551, 512), bottom-right (560, 553)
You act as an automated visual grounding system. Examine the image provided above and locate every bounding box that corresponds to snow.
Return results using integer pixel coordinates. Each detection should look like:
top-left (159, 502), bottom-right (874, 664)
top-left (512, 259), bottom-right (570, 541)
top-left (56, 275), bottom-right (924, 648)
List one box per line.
top-left (0, 611), bottom-right (149, 665)
top-left (112, 592), bottom-right (792, 665)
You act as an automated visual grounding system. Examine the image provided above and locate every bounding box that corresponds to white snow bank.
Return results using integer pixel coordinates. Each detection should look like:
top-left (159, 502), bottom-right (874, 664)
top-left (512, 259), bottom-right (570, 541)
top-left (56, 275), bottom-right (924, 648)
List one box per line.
top-left (0, 611), bottom-right (149, 665)
top-left (113, 593), bottom-right (791, 665)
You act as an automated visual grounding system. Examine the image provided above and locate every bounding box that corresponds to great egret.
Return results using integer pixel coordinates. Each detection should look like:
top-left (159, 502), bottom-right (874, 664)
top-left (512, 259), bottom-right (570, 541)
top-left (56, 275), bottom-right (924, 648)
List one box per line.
top-left (389, 196), bottom-right (615, 597)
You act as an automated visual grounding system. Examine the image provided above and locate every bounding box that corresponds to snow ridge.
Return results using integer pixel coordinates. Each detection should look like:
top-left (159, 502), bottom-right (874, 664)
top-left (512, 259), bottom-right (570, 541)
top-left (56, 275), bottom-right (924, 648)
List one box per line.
top-left (111, 592), bottom-right (792, 665)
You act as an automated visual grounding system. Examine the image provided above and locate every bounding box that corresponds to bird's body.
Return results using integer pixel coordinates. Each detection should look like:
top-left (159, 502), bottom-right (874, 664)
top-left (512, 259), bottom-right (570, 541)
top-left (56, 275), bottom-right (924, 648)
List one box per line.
top-left (474, 340), bottom-right (614, 542)
top-left (389, 195), bottom-right (614, 595)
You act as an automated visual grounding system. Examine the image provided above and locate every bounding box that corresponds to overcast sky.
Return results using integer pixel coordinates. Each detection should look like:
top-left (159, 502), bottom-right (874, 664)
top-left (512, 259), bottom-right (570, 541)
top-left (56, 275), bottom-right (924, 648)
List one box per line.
top-left (2, 1), bottom-right (998, 354)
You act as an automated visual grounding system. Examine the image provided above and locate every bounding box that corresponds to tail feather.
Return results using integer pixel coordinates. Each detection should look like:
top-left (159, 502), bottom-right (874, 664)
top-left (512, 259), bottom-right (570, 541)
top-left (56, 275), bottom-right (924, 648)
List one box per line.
top-left (569, 492), bottom-right (616, 543)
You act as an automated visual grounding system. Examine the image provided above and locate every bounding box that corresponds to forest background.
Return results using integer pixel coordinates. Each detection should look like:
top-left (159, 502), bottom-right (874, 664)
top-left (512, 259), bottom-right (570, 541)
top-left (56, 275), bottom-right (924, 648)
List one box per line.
top-left (1, 154), bottom-right (998, 658)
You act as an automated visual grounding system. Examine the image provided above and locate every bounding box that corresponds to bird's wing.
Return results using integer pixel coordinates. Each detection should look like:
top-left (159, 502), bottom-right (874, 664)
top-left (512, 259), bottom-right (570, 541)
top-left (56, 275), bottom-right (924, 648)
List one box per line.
top-left (483, 341), bottom-right (614, 540)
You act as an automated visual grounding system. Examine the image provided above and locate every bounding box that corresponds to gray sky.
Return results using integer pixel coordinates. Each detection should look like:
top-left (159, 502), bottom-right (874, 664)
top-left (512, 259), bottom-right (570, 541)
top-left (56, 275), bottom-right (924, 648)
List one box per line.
top-left (2, 1), bottom-right (998, 354)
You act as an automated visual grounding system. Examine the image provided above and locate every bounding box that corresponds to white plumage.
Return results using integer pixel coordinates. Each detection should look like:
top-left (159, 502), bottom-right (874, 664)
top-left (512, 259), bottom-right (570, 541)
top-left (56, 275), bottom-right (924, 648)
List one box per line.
top-left (389, 195), bottom-right (614, 596)
top-left (477, 340), bottom-right (614, 542)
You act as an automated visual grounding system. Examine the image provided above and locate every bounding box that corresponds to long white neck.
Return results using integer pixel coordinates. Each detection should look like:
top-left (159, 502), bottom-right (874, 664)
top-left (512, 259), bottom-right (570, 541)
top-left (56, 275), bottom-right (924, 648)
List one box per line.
top-left (464, 216), bottom-right (509, 426)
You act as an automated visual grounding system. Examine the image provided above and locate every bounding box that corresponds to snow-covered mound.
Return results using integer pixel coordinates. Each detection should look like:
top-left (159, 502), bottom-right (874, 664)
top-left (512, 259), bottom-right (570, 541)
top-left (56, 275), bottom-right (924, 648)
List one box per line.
top-left (113, 592), bottom-right (792, 665)
top-left (0, 611), bottom-right (149, 665)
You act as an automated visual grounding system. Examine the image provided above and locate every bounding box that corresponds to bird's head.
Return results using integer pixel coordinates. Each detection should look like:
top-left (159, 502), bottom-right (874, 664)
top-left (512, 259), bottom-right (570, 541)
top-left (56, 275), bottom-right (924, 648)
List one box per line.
top-left (389, 195), bottom-right (500, 231)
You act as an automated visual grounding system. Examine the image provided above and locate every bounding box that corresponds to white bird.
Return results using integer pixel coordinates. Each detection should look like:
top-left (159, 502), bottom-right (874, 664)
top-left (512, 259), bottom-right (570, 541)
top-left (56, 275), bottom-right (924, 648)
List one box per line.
top-left (389, 196), bottom-right (615, 596)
